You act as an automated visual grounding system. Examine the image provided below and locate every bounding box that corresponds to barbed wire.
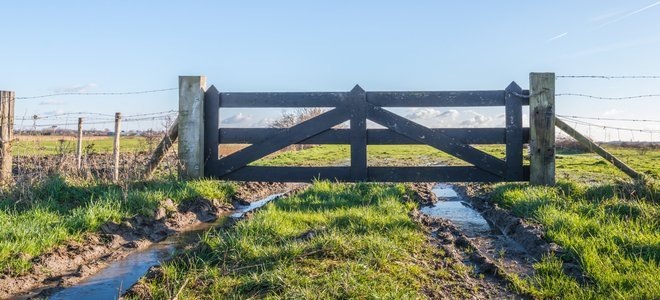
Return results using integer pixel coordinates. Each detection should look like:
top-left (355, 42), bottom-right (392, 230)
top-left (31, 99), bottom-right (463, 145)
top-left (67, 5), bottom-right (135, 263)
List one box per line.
top-left (557, 75), bottom-right (660, 79)
top-left (556, 115), bottom-right (660, 123)
top-left (15, 88), bottom-right (178, 100)
top-left (555, 93), bottom-right (660, 100)
top-left (558, 116), bottom-right (660, 133)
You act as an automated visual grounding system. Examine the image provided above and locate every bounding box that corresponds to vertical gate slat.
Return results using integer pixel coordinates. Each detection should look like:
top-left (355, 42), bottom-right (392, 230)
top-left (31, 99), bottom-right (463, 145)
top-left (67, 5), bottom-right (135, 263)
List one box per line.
top-left (204, 85), bottom-right (220, 177)
top-left (505, 82), bottom-right (524, 181)
top-left (349, 85), bottom-right (368, 181)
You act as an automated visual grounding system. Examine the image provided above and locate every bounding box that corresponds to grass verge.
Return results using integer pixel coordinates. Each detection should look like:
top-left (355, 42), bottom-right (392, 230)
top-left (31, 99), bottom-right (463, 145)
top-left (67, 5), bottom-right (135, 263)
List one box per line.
top-left (0, 176), bottom-right (234, 275)
top-left (133, 181), bottom-right (470, 299)
top-left (490, 180), bottom-right (659, 299)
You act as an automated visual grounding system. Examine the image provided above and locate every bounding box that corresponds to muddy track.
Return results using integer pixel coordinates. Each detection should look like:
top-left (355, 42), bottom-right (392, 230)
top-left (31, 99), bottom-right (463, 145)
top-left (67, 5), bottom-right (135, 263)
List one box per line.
top-left (413, 183), bottom-right (586, 299)
top-left (1, 182), bottom-right (299, 299)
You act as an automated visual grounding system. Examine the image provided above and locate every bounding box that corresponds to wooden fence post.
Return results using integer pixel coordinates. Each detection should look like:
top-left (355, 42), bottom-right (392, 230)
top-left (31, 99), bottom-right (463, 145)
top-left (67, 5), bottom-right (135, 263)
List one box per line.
top-left (349, 84), bottom-right (367, 181)
top-left (178, 76), bottom-right (207, 179)
top-left (145, 117), bottom-right (179, 178)
top-left (0, 91), bottom-right (14, 183)
top-left (529, 73), bottom-right (556, 186)
top-left (77, 117), bottom-right (83, 170)
top-left (113, 112), bottom-right (121, 182)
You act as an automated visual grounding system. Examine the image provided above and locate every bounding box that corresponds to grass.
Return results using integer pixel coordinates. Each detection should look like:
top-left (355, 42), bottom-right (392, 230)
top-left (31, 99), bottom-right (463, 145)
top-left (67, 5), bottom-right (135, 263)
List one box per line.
top-left (13, 135), bottom-right (151, 155)
top-left (133, 182), bottom-right (468, 299)
top-left (490, 180), bottom-right (659, 299)
top-left (0, 176), bottom-right (234, 275)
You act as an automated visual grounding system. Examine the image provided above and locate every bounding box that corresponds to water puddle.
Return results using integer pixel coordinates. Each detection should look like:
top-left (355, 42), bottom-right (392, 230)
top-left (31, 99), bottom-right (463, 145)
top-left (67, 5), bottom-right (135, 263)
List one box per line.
top-left (420, 184), bottom-right (493, 237)
top-left (33, 193), bottom-right (284, 300)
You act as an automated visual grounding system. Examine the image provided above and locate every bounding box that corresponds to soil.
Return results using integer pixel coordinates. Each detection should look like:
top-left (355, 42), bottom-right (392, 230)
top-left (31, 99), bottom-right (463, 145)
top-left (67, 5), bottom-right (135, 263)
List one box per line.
top-left (0, 182), bottom-right (299, 300)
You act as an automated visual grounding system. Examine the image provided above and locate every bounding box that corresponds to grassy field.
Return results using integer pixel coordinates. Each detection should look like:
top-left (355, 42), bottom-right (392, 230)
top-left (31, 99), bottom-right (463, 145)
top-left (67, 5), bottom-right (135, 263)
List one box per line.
top-left (1, 138), bottom-right (659, 298)
top-left (13, 135), bottom-right (152, 155)
top-left (0, 177), bottom-right (233, 275)
top-left (130, 182), bottom-right (471, 299)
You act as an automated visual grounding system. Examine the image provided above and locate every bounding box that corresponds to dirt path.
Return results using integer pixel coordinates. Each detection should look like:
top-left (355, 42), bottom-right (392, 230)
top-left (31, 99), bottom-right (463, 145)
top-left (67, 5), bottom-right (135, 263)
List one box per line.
top-left (0, 182), bottom-right (297, 299)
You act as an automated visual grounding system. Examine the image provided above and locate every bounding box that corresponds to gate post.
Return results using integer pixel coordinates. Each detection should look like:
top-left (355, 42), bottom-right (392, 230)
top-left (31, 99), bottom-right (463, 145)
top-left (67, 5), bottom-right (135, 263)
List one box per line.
top-left (529, 72), bottom-right (555, 186)
top-left (349, 85), bottom-right (367, 181)
top-left (178, 76), bottom-right (207, 179)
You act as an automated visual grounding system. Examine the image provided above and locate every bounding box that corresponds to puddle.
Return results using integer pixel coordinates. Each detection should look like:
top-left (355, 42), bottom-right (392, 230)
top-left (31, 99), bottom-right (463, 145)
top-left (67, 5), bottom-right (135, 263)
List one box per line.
top-left (420, 184), bottom-right (493, 237)
top-left (31, 193), bottom-right (284, 300)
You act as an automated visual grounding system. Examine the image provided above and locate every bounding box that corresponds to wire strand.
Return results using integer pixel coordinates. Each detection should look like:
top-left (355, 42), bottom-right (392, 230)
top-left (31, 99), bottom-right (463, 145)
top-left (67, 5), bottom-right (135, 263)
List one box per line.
top-left (555, 93), bottom-right (660, 100)
top-left (15, 88), bottom-right (177, 100)
top-left (557, 114), bottom-right (660, 123)
top-left (557, 75), bottom-right (660, 79)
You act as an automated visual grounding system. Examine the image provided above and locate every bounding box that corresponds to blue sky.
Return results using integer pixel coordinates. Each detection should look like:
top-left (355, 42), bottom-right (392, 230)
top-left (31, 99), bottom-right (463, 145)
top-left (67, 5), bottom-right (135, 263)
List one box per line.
top-left (1, 1), bottom-right (659, 140)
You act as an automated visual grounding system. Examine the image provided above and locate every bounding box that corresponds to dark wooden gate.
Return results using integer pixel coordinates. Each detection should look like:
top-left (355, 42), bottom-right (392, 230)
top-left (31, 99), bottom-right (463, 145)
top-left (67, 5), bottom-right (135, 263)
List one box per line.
top-left (202, 82), bottom-right (530, 182)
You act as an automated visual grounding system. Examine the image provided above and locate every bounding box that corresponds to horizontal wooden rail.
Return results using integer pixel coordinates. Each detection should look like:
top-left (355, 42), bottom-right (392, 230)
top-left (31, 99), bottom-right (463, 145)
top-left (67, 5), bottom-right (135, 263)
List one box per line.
top-left (213, 166), bottom-right (529, 182)
top-left (219, 128), bottom-right (530, 145)
top-left (218, 90), bottom-right (530, 107)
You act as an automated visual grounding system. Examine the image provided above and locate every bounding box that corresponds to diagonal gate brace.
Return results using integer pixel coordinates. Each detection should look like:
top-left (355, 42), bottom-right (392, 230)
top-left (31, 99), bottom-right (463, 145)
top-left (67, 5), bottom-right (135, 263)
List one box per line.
top-left (366, 104), bottom-right (507, 177)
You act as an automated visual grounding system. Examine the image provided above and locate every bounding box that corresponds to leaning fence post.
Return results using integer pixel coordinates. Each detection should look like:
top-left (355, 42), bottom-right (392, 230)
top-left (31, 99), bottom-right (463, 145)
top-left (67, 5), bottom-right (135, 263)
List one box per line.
top-left (113, 112), bottom-right (121, 182)
top-left (0, 91), bottom-right (15, 183)
top-left (77, 117), bottom-right (83, 170)
top-left (529, 72), bottom-right (556, 186)
top-left (178, 76), bottom-right (207, 179)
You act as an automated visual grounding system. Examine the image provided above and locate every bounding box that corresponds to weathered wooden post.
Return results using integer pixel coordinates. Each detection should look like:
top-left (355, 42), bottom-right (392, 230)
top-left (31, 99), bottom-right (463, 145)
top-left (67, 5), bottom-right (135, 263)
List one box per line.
top-left (178, 76), bottom-right (207, 179)
top-left (529, 73), bottom-right (556, 186)
top-left (77, 117), bottom-right (83, 170)
top-left (0, 91), bottom-right (14, 183)
top-left (113, 112), bottom-right (121, 182)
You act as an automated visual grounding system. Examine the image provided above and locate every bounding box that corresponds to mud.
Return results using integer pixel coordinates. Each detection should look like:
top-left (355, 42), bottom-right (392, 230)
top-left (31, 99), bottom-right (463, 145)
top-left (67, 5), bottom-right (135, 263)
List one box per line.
top-left (1, 182), bottom-right (299, 299)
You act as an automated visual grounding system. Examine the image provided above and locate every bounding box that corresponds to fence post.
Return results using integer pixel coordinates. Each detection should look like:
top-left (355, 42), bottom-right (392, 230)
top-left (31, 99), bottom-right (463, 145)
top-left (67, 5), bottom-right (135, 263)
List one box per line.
top-left (349, 84), bottom-right (367, 181)
top-left (178, 76), bottom-right (207, 179)
top-left (113, 112), bottom-right (121, 182)
top-left (529, 72), bottom-right (556, 186)
top-left (0, 91), bottom-right (14, 183)
top-left (203, 86), bottom-right (220, 177)
top-left (77, 117), bottom-right (83, 170)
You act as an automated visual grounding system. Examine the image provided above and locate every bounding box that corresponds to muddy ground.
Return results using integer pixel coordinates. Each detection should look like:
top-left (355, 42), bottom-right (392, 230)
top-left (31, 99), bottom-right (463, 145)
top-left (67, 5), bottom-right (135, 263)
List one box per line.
top-left (0, 182), bottom-right (298, 299)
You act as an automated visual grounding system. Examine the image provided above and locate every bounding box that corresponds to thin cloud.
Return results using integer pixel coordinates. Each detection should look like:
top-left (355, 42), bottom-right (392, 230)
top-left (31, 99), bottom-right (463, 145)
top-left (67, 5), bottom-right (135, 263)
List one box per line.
top-left (603, 109), bottom-right (623, 117)
top-left (547, 32), bottom-right (568, 42)
top-left (406, 108), bottom-right (459, 120)
top-left (39, 99), bottom-right (66, 105)
top-left (221, 113), bottom-right (253, 124)
top-left (598, 1), bottom-right (660, 28)
top-left (52, 83), bottom-right (98, 93)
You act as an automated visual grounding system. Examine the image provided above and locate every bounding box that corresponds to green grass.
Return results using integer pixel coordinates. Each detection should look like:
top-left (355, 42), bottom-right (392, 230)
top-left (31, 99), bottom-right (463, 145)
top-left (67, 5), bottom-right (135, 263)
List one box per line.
top-left (490, 180), bottom-right (659, 299)
top-left (259, 144), bottom-right (660, 182)
top-left (134, 182), bottom-right (468, 299)
top-left (0, 176), bottom-right (234, 275)
top-left (13, 136), bottom-right (151, 155)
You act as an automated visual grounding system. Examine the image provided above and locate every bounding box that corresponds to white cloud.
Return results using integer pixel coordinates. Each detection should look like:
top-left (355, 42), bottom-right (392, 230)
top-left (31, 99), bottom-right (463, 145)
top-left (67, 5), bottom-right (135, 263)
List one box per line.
top-left (406, 108), bottom-right (459, 120)
top-left (52, 83), bottom-right (98, 93)
top-left (221, 113), bottom-right (253, 124)
top-left (460, 110), bottom-right (493, 127)
top-left (603, 109), bottom-right (623, 116)
top-left (598, 1), bottom-right (660, 28)
top-left (39, 99), bottom-right (65, 105)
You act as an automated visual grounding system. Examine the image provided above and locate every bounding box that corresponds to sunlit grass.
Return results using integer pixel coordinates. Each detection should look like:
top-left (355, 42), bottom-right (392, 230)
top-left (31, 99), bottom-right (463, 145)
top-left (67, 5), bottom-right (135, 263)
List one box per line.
top-left (0, 176), bottom-right (234, 275)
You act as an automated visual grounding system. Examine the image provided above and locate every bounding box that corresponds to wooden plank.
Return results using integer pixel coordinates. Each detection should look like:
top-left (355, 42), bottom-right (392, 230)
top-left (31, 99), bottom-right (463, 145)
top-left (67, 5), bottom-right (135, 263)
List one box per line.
top-left (220, 92), bottom-right (348, 107)
top-left (219, 127), bottom-right (530, 145)
top-left (203, 85), bottom-right (220, 176)
top-left (215, 107), bottom-right (350, 177)
top-left (216, 166), bottom-right (350, 182)
top-left (349, 85), bottom-right (367, 181)
top-left (367, 90), bottom-right (506, 107)
top-left (145, 117), bottom-right (179, 178)
top-left (178, 76), bottom-right (207, 179)
top-left (367, 104), bottom-right (507, 177)
top-left (216, 166), bottom-right (530, 182)
top-left (368, 166), bottom-right (530, 182)
top-left (556, 118), bottom-right (642, 180)
top-left (529, 73), bottom-right (555, 186)
top-left (505, 82), bottom-right (524, 181)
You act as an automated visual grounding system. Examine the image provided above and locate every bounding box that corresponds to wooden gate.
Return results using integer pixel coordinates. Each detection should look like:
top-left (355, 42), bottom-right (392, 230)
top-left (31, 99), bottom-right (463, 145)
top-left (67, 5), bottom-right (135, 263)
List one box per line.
top-left (201, 82), bottom-right (530, 182)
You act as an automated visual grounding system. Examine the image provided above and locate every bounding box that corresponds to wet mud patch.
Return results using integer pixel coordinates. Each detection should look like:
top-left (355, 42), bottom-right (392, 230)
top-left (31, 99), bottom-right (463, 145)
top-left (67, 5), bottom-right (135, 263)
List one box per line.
top-left (1, 182), bottom-right (301, 299)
